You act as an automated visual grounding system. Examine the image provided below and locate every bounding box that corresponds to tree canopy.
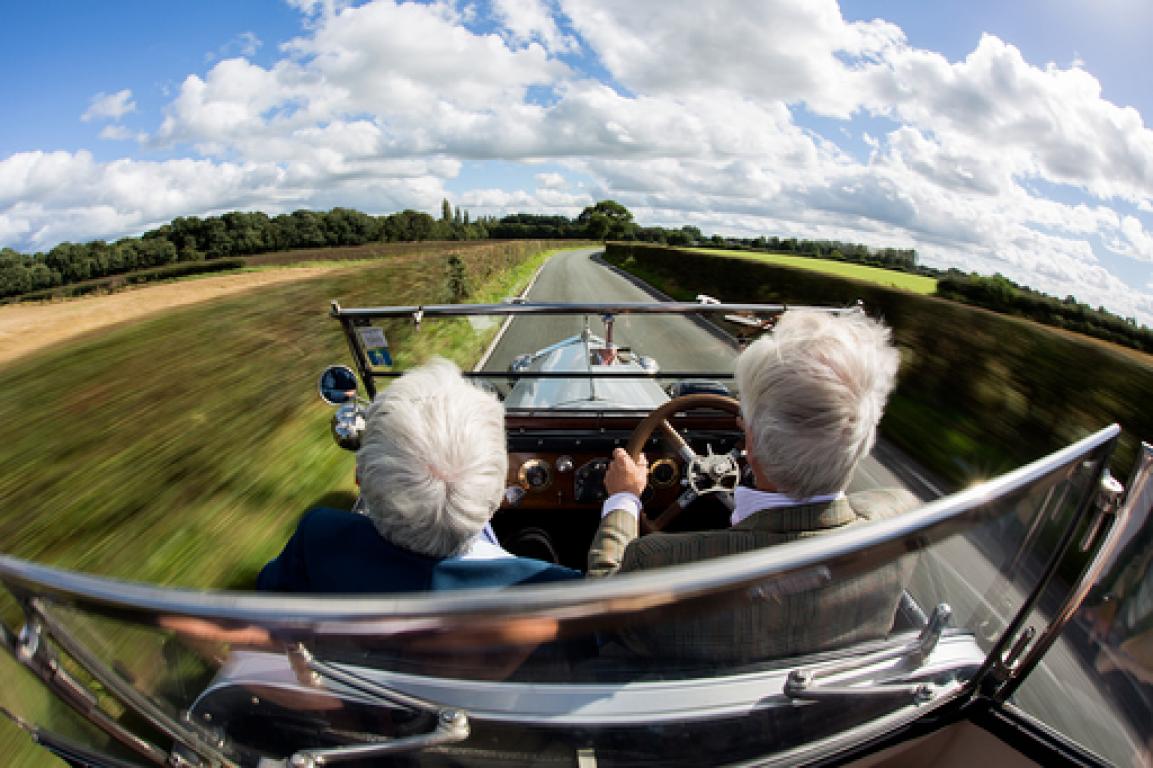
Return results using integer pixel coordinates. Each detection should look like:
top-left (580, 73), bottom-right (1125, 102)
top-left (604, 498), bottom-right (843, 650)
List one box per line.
top-left (2, 199), bottom-right (1148, 353)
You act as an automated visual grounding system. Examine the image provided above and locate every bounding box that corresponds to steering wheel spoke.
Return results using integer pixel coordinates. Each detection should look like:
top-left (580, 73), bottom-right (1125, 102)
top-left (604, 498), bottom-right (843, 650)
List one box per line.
top-left (657, 420), bottom-right (698, 465)
top-left (626, 393), bottom-right (742, 532)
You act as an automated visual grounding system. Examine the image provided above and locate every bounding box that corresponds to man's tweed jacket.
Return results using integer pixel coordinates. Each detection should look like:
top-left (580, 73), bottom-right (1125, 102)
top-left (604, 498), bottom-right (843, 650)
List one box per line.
top-left (587, 489), bottom-right (919, 663)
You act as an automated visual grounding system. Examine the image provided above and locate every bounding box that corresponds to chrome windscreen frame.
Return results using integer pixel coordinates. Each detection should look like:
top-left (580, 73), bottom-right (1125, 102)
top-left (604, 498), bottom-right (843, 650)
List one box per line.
top-left (329, 300), bottom-right (859, 398)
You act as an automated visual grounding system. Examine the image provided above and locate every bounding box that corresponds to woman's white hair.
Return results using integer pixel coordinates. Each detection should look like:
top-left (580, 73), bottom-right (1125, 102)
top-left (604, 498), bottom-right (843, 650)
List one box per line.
top-left (356, 358), bottom-right (508, 557)
top-left (735, 310), bottom-right (899, 498)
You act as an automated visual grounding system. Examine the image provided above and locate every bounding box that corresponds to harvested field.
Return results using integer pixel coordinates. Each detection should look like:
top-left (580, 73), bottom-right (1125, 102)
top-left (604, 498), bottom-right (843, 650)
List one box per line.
top-left (0, 266), bottom-right (340, 367)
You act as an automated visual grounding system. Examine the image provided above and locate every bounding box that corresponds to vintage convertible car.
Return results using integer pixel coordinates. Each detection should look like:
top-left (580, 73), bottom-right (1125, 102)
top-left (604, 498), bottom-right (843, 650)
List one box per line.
top-left (1, 299), bottom-right (1150, 767)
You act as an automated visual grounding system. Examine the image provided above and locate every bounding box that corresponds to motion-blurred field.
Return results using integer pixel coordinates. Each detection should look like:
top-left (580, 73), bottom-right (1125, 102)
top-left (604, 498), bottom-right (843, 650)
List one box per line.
top-left (0, 241), bottom-right (559, 764)
top-left (698, 248), bottom-right (939, 295)
top-left (608, 242), bottom-right (1153, 485)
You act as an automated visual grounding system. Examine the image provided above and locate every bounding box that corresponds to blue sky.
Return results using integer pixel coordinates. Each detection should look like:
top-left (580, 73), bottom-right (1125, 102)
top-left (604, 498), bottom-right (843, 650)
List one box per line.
top-left (1, 0), bottom-right (1151, 325)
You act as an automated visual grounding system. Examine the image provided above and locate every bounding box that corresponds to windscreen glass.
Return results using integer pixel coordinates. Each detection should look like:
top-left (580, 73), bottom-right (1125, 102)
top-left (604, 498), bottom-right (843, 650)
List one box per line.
top-left (0, 435), bottom-right (1116, 767)
top-left (354, 310), bottom-right (747, 411)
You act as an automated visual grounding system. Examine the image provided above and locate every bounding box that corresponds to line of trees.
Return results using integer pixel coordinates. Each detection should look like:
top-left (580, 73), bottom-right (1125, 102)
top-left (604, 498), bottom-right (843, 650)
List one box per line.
top-left (936, 271), bottom-right (1153, 352)
top-left (0, 205), bottom-right (489, 299)
top-left (713, 236), bottom-right (920, 274)
top-left (2, 200), bottom-right (1150, 354)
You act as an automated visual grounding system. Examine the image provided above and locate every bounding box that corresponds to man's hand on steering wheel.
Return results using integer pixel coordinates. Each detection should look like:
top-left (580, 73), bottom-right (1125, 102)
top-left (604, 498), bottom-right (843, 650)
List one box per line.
top-left (606, 448), bottom-right (649, 498)
top-left (625, 393), bottom-right (743, 533)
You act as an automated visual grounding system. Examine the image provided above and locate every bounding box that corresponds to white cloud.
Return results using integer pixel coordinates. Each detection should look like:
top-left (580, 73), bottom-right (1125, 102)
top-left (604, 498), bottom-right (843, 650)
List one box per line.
top-left (98, 125), bottom-right (140, 142)
top-left (492, 0), bottom-right (576, 53)
top-left (535, 172), bottom-right (567, 188)
top-left (1104, 214), bottom-right (1153, 262)
top-left (0, 148), bottom-right (444, 250)
top-left (460, 186), bottom-right (589, 214)
top-left (560, 0), bottom-right (902, 117)
top-left (4, 0), bottom-right (1153, 325)
top-left (870, 35), bottom-right (1153, 204)
top-left (81, 89), bottom-right (136, 122)
top-left (208, 31), bottom-right (262, 62)
top-left (284, 0), bottom-right (355, 19)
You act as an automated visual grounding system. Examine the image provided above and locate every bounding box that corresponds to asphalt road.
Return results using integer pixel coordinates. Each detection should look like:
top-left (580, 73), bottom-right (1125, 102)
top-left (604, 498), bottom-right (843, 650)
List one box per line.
top-left (480, 246), bottom-right (735, 380)
top-left (485, 246), bottom-right (924, 498)
top-left (484, 246), bottom-right (1142, 765)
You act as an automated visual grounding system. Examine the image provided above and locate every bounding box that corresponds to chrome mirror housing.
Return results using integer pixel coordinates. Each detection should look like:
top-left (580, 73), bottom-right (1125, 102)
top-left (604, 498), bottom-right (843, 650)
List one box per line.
top-left (330, 403), bottom-right (365, 451)
top-left (636, 354), bottom-right (660, 375)
top-left (507, 353), bottom-right (532, 387)
top-left (318, 365), bottom-right (359, 405)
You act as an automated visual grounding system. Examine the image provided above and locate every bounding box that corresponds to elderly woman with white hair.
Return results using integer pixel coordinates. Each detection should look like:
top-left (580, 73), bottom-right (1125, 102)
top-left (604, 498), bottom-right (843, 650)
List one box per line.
top-left (259, 358), bottom-right (580, 593)
top-left (587, 309), bottom-right (918, 662)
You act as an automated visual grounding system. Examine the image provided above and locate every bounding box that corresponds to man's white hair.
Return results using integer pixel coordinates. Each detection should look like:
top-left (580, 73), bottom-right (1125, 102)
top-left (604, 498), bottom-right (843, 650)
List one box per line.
top-left (735, 310), bottom-right (899, 498)
top-left (357, 358), bottom-right (507, 557)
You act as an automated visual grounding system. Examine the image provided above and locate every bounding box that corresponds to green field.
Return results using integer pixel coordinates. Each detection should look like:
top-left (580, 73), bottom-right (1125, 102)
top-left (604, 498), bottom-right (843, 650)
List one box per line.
top-left (698, 249), bottom-right (939, 295)
top-left (0, 242), bottom-right (560, 765)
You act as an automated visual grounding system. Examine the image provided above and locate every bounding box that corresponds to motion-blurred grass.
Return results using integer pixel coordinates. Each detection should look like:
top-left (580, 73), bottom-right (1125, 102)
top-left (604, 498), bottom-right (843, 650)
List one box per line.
top-left (0, 242), bottom-right (559, 765)
top-left (608, 242), bottom-right (1153, 486)
top-left (697, 248), bottom-right (939, 295)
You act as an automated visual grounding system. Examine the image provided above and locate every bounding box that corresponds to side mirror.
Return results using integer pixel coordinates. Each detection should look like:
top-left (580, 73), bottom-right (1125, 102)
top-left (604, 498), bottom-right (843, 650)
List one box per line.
top-left (319, 365), bottom-right (359, 405)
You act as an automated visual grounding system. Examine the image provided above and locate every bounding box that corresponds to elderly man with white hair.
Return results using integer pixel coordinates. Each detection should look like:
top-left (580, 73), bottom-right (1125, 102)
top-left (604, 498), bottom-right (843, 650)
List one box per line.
top-left (259, 358), bottom-right (580, 593)
top-left (587, 309), bottom-right (918, 662)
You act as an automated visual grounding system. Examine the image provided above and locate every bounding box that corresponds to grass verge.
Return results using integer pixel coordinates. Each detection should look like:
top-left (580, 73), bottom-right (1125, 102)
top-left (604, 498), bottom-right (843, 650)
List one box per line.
top-left (696, 249), bottom-right (938, 294)
top-left (0, 242), bottom-right (561, 765)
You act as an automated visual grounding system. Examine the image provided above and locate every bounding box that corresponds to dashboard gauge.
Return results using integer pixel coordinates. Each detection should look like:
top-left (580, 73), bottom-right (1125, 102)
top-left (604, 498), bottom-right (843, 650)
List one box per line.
top-left (648, 458), bottom-right (679, 488)
top-left (555, 455), bottom-right (574, 473)
top-left (574, 458), bottom-right (610, 504)
top-left (518, 459), bottom-right (553, 491)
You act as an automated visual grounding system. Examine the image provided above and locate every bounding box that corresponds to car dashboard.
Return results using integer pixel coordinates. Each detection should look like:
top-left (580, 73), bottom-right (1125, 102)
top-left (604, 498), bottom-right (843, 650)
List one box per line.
top-left (496, 410), bottom-right (743, 569)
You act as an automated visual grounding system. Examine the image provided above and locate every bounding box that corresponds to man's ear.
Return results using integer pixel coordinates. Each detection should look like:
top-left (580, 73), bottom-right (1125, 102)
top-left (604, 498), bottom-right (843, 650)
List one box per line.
top-left (741, 427), bottom-right (775, 492)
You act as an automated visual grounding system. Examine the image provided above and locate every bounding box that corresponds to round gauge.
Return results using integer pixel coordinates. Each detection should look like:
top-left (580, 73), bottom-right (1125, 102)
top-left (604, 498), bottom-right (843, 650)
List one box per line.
top-left (648, 458), bottom-right (679, 488)
top-left (518, 459), bottom-right (552, 491)
top-left (573, 459), bottom-right (609, 503)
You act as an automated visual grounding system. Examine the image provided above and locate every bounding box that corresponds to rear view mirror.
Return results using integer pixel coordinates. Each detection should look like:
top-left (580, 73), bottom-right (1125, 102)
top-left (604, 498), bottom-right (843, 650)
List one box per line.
top-left (318, 365), bottom-right (359, 405)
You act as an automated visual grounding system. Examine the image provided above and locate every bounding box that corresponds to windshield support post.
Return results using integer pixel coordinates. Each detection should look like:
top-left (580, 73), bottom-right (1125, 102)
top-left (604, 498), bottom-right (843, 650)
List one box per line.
top-left (987, 443), bottom-right (1153, 705)
top-left (0, 597), bottom-right (177, 766)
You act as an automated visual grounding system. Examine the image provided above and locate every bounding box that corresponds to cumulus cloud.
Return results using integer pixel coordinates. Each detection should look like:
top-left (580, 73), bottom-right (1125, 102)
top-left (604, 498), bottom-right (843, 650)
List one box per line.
top-left (492, 0), bottom-right (576, 53)
top-left (81, 89), bottom-right (136, 122)
top-left (535, 171), bottom-right (567, 188)
top-left (3, 0), bottom-right (1153, 324)
top-left (98, 125), bottom-right (140, 142)
top-left (460, 185), bottom-right (589, 214)
top-left (0, 148), bottom-right (447, 250)
top-left (560, 0), bottom-right (903, 117)
top-left (870, 35), bottom-right (1153, 204)
top-left (208, 31), bottom-right (262, 62)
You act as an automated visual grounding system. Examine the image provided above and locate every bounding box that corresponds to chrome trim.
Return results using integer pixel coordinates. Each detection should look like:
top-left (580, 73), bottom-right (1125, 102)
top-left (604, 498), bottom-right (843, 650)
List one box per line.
top-left (1113, 442), bottom-right (1153, 572)
top-left (648, 458), bottom-right (679, 488)
top-left (784, 604), bottom-right (952, 705)
top-left (331, 301), bottom-right (858, 319)
top-left (289, 709), bottom-right (469, 767)
top-left (995, 441), bottom-right (1153, 701)
top-left (517, 458), bottom-right (553, 491)
top-left (196, 634), bottom-right (984, 726)
top-left (2, 613), bottom-right (173, 766)
top-left (31, 602), bottom-right (236, 766)
top-left (0, 425), bottom-right (1121, 630)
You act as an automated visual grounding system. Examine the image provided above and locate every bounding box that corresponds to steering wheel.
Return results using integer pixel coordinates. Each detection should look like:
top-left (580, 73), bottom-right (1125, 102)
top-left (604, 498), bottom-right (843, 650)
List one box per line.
top-left (625, 393), bottom-right (743, 533)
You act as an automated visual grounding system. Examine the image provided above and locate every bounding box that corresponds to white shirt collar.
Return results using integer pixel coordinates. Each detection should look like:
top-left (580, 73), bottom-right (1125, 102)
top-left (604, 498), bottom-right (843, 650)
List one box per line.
top-left (731, 486), bottom-right (846, 526)
top-left (456, 522), bottom-right (515, 561)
